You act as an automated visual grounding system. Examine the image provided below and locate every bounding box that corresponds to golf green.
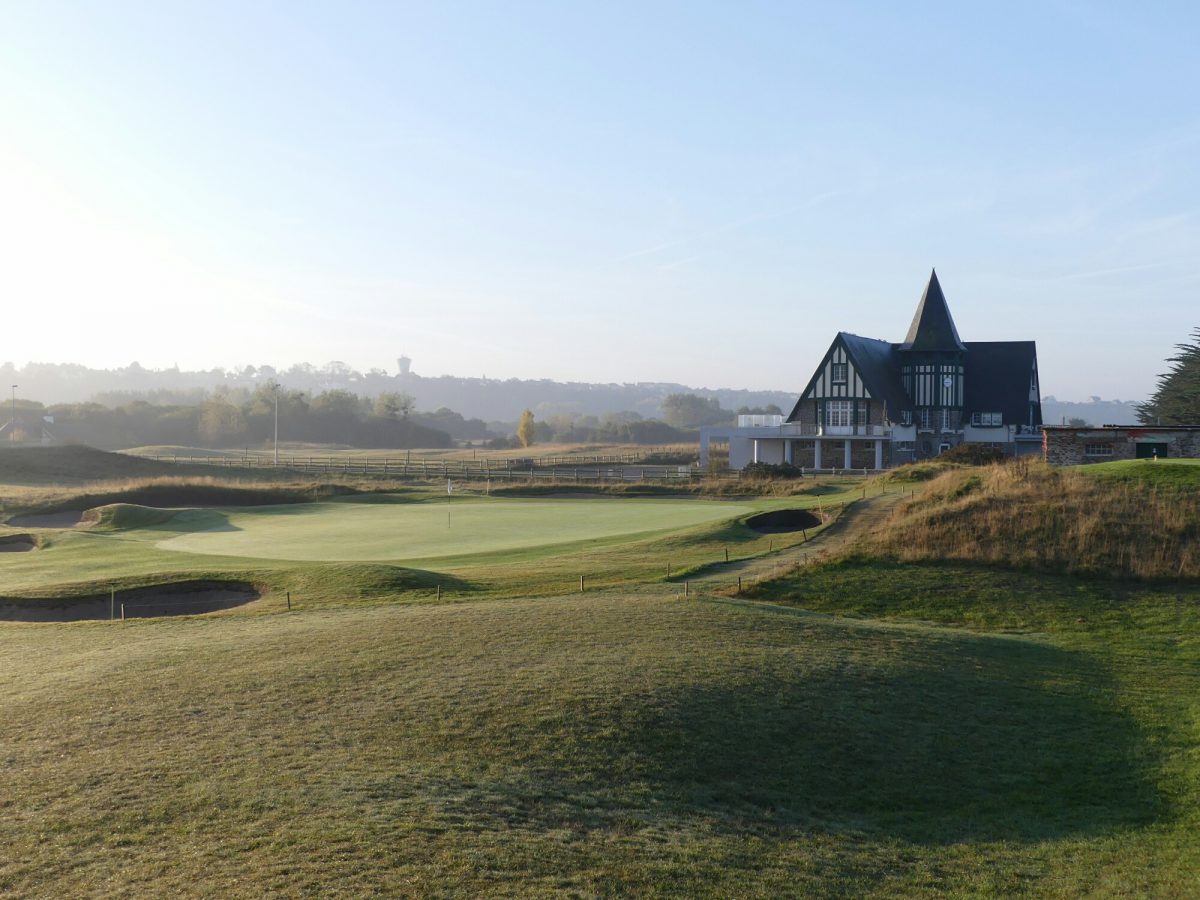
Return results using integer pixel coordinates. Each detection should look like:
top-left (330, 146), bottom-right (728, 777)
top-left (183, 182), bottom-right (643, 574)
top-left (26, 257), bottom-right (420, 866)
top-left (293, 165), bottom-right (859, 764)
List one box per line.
top-left (157, 497), bottom-right (755, 562)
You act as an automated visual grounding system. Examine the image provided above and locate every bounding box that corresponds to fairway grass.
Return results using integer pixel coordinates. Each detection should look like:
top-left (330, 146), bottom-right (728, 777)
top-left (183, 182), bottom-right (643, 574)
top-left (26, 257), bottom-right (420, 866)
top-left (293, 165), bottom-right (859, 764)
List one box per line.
top-left (1, 589), bottom-right (1190, 897)
top-left (156, 497), bottom-right (758, 562)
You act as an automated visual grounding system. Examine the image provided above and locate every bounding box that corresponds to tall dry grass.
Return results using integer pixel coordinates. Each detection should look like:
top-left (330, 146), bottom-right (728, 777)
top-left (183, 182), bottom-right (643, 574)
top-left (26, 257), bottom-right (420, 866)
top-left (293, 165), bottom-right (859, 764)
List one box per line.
top-left (862, 459), bottom-right (1200, 579)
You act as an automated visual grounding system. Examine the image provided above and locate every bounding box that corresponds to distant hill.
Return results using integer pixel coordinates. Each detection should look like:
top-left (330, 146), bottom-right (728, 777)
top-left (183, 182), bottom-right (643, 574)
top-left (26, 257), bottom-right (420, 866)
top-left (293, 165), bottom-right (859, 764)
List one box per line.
top-left (1, 361), bottom-right (796, 423)
top-left (1040, 397), bottom-right (1142, 427)
top-left (1, 361), bottom-right (1145, 426)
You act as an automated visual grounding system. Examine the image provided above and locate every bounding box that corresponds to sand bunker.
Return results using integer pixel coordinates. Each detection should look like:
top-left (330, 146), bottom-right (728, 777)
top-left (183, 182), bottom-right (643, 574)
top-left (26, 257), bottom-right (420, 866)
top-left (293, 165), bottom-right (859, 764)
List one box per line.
top-left (5, 510), bottom-right (85, 529)
top-left (0, 580), bottom-right (261, 622)
top-left (0, 534), bottom-right (36, 552)
top-left (746, 508), bottom-right (822, 534)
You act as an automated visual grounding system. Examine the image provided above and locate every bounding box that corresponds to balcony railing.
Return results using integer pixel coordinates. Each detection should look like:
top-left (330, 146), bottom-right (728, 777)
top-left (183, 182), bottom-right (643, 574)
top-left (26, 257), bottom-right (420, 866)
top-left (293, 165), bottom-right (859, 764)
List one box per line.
top-left (818, 424), bottom-right (891, 437)
top-left (723, 419), bottom-right (894, 438)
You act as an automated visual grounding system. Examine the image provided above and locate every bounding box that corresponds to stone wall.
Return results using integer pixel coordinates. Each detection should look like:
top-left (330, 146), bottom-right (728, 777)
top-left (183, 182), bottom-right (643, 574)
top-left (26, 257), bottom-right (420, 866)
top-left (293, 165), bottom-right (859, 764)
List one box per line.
top-left (1043, 428), bottom-right (1200, 465)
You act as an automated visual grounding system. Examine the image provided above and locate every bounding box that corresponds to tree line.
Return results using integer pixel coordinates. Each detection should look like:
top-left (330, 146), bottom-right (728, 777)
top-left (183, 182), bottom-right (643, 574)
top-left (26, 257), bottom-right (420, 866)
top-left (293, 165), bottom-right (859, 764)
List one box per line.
top-left (4, 387), bottom-right (779, 451)
top-left (12, 387), bottom-right (459, 450)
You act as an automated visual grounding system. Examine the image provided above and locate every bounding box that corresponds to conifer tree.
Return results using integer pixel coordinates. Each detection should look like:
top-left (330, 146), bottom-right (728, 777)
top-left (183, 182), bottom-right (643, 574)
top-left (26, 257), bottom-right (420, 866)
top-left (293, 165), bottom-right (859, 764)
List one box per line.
top-left (1138, 329), bottom-right (1200, 424)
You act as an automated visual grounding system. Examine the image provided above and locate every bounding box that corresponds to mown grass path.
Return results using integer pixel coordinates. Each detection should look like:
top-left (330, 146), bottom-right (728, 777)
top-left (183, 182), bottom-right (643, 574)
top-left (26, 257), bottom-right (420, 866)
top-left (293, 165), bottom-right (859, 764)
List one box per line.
top-left (685, 489), bottom-right (907, 593)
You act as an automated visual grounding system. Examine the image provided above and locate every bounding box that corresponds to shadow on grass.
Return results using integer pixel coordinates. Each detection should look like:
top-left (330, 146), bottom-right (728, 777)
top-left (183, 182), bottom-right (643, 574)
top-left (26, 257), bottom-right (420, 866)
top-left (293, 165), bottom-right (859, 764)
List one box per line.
top-left (580, 637), bottom-right (1162, 844)
top-left (282, 563), bottom-right (479, 601)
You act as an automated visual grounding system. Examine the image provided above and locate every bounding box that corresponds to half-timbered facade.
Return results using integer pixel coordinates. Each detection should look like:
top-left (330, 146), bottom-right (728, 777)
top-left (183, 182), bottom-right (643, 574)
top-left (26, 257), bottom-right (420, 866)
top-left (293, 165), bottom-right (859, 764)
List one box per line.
top-left (700, 270), bottom-right (1043, 470)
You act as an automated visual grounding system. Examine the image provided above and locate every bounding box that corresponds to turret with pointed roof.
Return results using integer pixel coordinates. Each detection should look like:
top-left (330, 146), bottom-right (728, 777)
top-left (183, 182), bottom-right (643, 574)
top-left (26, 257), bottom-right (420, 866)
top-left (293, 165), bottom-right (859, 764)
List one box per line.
top-left (901, 269), bottom-right (966, 353)
top-left (897, 269), bottom-right (967, 424)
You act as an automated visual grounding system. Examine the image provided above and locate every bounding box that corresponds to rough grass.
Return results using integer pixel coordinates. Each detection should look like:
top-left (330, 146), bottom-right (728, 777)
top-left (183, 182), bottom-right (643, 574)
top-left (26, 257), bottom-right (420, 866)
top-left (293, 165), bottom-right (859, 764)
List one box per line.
top-left (1, 592), bottom-right (1189, 897)
top-left (857, 458), bottom-right (1200, 580)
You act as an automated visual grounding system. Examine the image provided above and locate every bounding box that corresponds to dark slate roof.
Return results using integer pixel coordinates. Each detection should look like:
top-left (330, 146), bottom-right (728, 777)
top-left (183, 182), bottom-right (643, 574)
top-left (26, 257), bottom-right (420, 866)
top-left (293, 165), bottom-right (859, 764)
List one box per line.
top-left (840, 333), bottom-right (913, 417)
top-left (901, 269), bottom-right (966, 352)
top-left (963, 341), bottom-right (1041, 426)
top-left (786, 332), bottom-right (913, 422)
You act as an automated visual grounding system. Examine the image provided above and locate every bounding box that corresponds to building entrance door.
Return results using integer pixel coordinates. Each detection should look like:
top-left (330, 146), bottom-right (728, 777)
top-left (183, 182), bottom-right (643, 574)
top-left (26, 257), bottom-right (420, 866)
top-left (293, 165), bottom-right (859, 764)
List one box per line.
top-left (1135, 442), bottom-right (1169, 459)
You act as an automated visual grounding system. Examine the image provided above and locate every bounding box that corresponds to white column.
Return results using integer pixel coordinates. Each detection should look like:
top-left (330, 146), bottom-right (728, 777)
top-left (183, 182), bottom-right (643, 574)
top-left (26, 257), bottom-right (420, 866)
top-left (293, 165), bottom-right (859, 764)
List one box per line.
top-left (813, 439), bottom-right (822, 468)
top-left (843, 440), bottom-right (852, 469)
top-left (784, 440), bottom-right (793, 464)
top-left (874, 439), bottom-right (883, 470)
top-left (752, 439), bottom-right (759, 463)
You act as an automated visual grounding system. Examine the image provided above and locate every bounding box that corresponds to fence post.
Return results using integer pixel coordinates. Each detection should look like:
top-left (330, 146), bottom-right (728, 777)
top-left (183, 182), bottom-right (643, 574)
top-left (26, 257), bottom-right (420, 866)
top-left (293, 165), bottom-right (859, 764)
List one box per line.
top-left (737, 576), bottom-right (742, 594)
top-left (580, 575), bottom-right (585, 593)
top-left (684, 580), bottom-right (689, 597)
top-left (287, 591), bottom-right (291, 610)
top-left (120, 603), bottom-right (125, 622)
top-left (436, 584), bottom-right (441, 601)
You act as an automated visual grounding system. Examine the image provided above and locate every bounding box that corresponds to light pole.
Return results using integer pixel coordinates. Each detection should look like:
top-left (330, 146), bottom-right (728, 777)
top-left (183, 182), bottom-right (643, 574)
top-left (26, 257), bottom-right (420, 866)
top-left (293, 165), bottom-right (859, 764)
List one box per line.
top-left (9, 385), bottom-right (16, 445)
top-left (272, 382), bottom-right (280, 466)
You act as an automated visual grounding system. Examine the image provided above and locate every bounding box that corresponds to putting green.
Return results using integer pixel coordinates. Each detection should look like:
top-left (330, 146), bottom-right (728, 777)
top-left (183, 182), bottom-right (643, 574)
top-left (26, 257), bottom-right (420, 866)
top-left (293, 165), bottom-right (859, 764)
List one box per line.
top-left (157, 497), bottom-right (755, 562)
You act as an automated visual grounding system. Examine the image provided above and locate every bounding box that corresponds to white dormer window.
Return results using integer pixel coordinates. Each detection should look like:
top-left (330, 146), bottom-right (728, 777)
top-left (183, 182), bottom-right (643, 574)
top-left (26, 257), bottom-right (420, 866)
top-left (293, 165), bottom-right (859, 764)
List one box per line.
top-left (831, 362), bottom-right (848, 383)
top-left (971, 412), bottom-right (1003, 427)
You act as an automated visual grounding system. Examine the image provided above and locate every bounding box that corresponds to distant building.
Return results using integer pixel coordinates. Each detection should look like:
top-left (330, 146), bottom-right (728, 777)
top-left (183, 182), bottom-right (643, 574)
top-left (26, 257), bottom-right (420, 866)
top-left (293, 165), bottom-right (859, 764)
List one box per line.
top-left (701, 270), bottom-right (1043, 470)
top-left (1043, 425), bottom-right (1200, 464)
top-left (396, 356), bottom-right (412, 377)
top-left (0, 415), bottom-right (62, 446)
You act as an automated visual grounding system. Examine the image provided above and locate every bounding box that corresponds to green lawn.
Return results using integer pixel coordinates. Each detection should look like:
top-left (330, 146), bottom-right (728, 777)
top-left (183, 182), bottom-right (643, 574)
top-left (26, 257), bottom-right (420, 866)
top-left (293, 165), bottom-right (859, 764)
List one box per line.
top-left (0, 491), bottom-right (840, 602)
top-left (3, 463), bottom-right (1196, 895)
top-left (3, 587), bottom-right (1191, 897)
top-left (156, 497), bottom-right (757, 563)
top-left (1078, 456), bottom-right (1200, 489)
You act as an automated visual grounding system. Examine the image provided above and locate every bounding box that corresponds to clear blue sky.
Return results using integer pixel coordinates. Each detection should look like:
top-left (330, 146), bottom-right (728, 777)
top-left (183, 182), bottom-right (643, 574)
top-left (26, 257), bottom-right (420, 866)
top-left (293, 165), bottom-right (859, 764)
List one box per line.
top-left (3, 1), bottom-right (1199, 400)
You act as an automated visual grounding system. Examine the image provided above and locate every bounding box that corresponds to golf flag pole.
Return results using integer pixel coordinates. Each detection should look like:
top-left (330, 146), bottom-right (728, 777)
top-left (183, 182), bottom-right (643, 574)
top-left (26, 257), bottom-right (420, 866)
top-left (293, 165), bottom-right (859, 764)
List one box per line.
top-left (447, 478), bottom-right (453, 528)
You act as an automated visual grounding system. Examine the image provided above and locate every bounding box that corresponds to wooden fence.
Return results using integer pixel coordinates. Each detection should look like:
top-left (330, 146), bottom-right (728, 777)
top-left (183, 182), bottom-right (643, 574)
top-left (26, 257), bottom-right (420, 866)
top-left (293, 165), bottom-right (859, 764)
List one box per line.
top-left (151, 453), bottom-right (883, 482)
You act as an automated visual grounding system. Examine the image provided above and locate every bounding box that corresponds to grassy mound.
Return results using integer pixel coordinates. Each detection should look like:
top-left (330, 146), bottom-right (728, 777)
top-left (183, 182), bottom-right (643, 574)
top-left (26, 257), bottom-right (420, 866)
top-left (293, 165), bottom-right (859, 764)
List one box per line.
top-left (11, 478), bottom-right (358, 521)
top-left (84, 503), bottom-right (181, 530)
top-left (858, 459), bottom-right (1200, 579)
top-left (0, 445), bottom-right (206, 485)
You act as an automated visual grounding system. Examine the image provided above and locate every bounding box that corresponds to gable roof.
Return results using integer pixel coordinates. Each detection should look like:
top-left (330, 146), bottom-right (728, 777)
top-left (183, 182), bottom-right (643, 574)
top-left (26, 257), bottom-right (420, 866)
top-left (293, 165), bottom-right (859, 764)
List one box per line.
top-left (786, 332), bottom-right (912, 422)
top-left (901, 269), bottom-right (966, 352)
top-left (963, 341), bottom-right (1040, 426)
top-left (840, 333), bottom-right (912, 417)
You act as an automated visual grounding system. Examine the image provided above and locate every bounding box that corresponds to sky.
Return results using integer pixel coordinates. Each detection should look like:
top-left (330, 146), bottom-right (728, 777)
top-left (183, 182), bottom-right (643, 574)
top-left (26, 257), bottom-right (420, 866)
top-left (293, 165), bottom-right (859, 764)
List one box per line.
top-left (2, 2), bottom-right (1199, 401)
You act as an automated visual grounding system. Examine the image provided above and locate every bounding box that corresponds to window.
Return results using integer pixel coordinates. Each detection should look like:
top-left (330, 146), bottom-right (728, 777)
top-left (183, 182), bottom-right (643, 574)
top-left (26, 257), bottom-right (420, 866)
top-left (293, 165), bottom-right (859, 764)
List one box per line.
top-left (899, 410), bottom-right (912, 426)
top-left (855, 405), bottom-right (867, 426)
top-left (971, 412), bottom-right (1003, 427)
top-left (826, 400), bottom-right (851, 427)
top-left (1085, 443), bottom-right (1114, 457)
top-left (831, 362), bottom-right (848, 383)
top-left (895, 440), bottom-right (916, 451)
top-left (918, 408), bottom-right (932, 430)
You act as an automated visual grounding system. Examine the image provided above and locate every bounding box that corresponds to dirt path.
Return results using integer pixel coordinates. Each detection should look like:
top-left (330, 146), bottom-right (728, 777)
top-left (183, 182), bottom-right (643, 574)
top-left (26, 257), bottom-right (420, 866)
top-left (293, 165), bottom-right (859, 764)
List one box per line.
top-left (686, 489), bottom-right (906, 592)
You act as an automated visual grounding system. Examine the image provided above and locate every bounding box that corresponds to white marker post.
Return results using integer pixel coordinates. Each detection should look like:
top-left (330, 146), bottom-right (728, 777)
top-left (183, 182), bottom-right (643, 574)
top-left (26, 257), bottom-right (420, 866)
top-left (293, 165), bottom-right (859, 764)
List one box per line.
top-left (447, 478), bottom-right (453, 529)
